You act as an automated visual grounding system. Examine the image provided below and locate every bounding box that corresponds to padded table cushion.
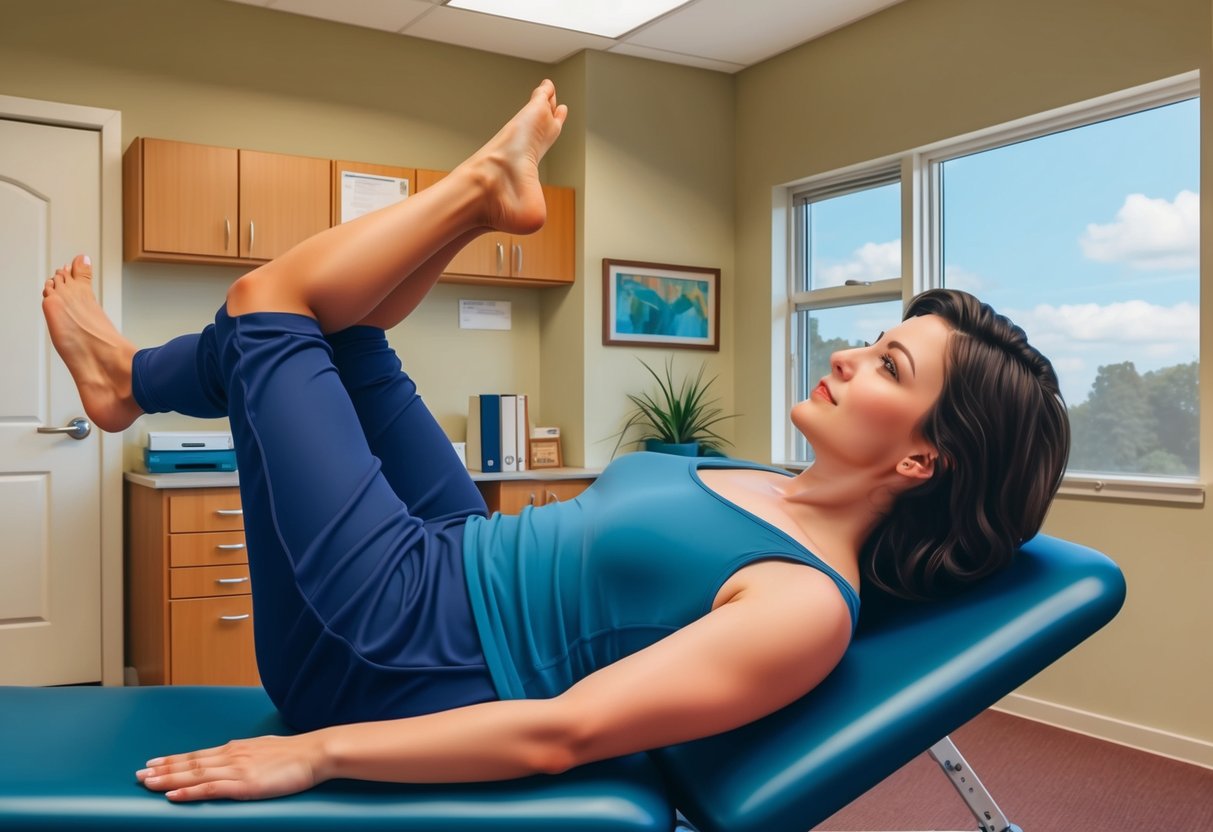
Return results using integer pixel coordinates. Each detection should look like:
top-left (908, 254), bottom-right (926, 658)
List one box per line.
top-left (651, 534), bottom-right (1126, 832)
top-left (0, 685), bottom-right (671, 832)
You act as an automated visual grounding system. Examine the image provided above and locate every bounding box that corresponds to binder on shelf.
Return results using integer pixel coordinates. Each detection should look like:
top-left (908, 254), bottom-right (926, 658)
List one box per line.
top-left (466, 394), bottom-right (501, 472)
top-left (500, 395), bottom-right (518, 472)
top-left (516, 394), bottom-right (529, 472)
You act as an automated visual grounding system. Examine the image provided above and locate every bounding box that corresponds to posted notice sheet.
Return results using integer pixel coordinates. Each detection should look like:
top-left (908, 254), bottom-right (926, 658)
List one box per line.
top-left (340, 171), bottom-right (409, 223)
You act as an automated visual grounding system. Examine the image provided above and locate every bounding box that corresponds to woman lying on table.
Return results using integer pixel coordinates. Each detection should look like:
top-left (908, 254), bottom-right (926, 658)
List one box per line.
top-left (42, 79), bottom-right (1068, 802)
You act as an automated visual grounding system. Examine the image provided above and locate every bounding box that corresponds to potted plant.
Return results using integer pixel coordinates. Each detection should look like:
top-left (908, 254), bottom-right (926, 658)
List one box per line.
top-left (613, 358), bottom-right (738, 458)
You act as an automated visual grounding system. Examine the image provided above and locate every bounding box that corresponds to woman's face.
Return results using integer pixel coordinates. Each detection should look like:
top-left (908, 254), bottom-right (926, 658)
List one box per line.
top-left (791, 313), bottom-right (952, 474)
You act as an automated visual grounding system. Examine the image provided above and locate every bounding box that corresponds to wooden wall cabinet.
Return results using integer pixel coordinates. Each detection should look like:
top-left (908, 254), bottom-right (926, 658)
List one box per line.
top-left (126, 483), bottom-right (259, 686)
top-left (124, 137), bottom-right (331, 266)
top-left (416, 169), bottom-right (575, 286)
top-left (476, 478), bottom-right (593, 515)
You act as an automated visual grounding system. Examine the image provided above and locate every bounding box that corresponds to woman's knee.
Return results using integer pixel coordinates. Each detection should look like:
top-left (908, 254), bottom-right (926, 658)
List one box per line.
top-left (226, 264), bottom-right (312, 318)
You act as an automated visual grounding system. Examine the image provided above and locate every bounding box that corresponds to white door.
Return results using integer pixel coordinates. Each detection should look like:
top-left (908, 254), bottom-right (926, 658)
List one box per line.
top-left (0, 117), bottom-right (103, 684)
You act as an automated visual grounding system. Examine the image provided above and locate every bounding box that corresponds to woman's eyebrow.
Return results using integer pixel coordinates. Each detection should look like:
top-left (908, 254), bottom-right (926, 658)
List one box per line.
top-left (889, 340), bottom-right (916, 377)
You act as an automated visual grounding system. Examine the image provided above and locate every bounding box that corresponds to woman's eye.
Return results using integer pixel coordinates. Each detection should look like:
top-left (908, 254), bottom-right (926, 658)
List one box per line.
top-left (881, 353), bottom-right (900, 380)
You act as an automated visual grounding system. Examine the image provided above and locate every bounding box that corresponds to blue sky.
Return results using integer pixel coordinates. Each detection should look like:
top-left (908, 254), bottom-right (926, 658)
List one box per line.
top-left (805, 97), bottom-right (1200, 406)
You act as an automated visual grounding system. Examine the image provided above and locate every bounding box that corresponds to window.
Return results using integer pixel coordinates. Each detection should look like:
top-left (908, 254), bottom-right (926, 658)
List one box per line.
top-left (782, 73), bottom-right (1200, 491)
top-left (788, 171), bottom-right (901, 461)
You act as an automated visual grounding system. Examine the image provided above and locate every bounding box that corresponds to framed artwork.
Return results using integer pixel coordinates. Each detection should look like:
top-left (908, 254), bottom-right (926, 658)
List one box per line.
top-left (602, 259), bottom-right (720, 351)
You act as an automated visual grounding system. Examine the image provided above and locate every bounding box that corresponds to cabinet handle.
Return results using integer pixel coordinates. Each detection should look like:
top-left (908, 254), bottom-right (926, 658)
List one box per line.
top-left (248, 220), bottom-right (255, 254)
top-left (528, 492), bottom-right (537, 506)
top-left (496, 241), bottom-right (505, 274)
top-left (546, 490), bottom-right (559, 504)
top-left (215, 509), bottom-right (243, 517)
top-left (216, 577), bottom-right (249, 585)
top-left (514, 243), bottom-right (522, 274)
top-left (215, 542), bottom-right (245, 550)
top-left (219, 614), bottom-right (250, 621)
top-left (224, 217), bottom-right (230, 251)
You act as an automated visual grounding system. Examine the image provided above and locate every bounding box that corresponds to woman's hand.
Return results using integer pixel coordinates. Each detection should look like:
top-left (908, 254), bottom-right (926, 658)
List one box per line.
top-left (136, 733), bottom-right (329, 802)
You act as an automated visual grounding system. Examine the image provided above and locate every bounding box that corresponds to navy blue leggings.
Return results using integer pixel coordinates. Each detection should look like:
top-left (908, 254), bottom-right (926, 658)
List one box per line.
top-left (132, 308), bottom-right (498, 730)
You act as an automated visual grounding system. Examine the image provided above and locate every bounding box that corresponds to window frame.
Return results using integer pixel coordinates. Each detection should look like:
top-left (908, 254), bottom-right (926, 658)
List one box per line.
top-left (775, 70), bottom-right (1202, 503)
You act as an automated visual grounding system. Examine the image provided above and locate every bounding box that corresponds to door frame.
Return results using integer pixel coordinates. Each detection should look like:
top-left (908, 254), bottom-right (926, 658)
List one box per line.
top-left (0, 94), bottom-right (124, 685)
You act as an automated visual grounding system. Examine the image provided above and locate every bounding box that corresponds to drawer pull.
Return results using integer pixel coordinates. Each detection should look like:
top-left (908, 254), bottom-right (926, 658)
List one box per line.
top-left (215, 543), bottom-right (246, 551)
top-left (219, 613), bottom-right (250, 621)
top-left (215, 509), bottom-right (244, 517)
top-left (216, 577), bottom-right (249, 585)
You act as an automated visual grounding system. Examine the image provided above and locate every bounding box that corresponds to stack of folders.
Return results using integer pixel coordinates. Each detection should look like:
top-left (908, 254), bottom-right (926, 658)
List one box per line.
top-left (467, 394), bottom-right (529, 473)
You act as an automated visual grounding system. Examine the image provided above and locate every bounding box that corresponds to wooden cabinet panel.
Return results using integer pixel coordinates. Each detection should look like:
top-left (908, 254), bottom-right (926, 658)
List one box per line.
top-left (134, 139), bottom-right (238, 258)
top-left (168, 489), bottom-right (244, 533)
top-left (513, 185), bottom-right (575, 284)
top-left (537, 479), bottom-right (593, 505)
top-left (417, 168), bottom-right (575, 286)
top-left (125, 138), bottom-right (331, 265)
top-left (170, 596), bottom-right (259, 686)
top-left (239, 149), bottom-right (331, 260)
top-left (170, 565), bottom-right (252, 600)
top-left (476, 478), bottom-right (593, 514)
top-left (127, 483), bottom-right (257, 687)
top-left (169, 530), bottom-right (248, 567)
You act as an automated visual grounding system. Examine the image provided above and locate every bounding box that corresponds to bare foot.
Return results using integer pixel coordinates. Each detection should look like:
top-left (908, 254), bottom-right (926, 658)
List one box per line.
top-left (42, 255), bottom-right (142, 432)
top-left (457, 79), bottom-right (568, 235)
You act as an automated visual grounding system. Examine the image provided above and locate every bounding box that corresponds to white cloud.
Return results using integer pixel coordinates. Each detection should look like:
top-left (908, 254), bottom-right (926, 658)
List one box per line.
top-left (1079, 191), bottom-right (1199, 270)
top-left (818, 240), bottom-right (900, 287)
top-left (1007, 300), bottom-right (1198, 347)
top-left (1004, 300), bottom-right (1198, 403)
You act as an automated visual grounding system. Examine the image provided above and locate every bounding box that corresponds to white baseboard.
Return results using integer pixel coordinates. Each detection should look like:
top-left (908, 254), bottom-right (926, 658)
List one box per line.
top-left (994, 693), bottom-right (1213, 771)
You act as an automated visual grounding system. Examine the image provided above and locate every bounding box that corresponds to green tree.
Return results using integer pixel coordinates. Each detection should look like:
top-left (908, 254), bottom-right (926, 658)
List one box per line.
top-left (1067, 360), bottom-right (1198, 476)
top-left (1141, 362), bottom-right (1198, 473)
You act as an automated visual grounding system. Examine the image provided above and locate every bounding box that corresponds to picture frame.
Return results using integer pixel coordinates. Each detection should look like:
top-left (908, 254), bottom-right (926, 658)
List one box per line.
top-left (529, 437), bottom-right (563, 469)
top-left (602, 259), bottom-right (720, 351)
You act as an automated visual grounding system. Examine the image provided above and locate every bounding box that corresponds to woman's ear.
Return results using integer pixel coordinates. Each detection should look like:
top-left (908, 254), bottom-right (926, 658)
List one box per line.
top-left (895, 452), bottom-right (936, 481)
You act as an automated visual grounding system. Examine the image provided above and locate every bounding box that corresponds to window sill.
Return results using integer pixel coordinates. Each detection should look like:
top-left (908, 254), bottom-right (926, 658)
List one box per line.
top-left (771, 463), bottom-right (1205, 507)
top-left (1057, 474), bottom-right (1204, 506)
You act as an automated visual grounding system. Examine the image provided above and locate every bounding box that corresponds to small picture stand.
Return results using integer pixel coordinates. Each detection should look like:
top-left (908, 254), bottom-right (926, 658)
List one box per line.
top-left (529, 437), bottom-right (562, 469)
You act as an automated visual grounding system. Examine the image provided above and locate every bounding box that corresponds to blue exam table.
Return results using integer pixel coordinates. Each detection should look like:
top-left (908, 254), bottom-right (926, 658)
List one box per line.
top-left (0, 534), bottom-right (1125, 832)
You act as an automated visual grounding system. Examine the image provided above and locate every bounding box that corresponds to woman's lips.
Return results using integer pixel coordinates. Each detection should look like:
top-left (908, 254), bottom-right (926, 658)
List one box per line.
top-left (812, 380), bottom-right (836, 404)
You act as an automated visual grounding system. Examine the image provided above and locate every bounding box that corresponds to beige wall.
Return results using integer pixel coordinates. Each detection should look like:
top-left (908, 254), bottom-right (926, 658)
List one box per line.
top-left (734, 0), bottom-right (1213, 753)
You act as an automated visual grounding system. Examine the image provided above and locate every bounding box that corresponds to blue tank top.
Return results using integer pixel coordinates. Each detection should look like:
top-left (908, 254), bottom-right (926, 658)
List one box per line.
top-left (461, 452), bottom-right (862, 700)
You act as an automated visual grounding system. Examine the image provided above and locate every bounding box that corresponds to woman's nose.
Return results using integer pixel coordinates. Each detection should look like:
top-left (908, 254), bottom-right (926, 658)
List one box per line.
top-left (830, 351), bottom-right (853, 381)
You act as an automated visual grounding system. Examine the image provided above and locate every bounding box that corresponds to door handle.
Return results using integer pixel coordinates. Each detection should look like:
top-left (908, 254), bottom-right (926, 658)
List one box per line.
top-left (36, 417), bottom-right (91, 440)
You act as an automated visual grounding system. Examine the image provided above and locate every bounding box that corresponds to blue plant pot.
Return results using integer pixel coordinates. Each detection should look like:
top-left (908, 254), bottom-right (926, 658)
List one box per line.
top-left (644, 438), bottom-right (700, 457)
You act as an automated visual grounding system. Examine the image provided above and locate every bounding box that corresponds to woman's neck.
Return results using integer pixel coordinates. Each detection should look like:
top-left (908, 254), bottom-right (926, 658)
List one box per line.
top-left (777, 459), bottom-right (897, 556)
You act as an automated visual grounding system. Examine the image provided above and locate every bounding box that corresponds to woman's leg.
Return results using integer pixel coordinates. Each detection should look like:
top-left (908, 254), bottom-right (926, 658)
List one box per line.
top-left (226, 80), bottom-right (566, 333)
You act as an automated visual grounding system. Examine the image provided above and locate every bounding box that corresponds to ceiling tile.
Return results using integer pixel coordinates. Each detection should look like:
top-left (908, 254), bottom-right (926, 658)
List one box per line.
top-left (403, 6), bottom-right (613, 64)
top-left (624, 0), bottom-right (904, 66)
top-left (606, 42), bottom-right (744, 74)
top-left (269, 0), bottom-right (436, 33)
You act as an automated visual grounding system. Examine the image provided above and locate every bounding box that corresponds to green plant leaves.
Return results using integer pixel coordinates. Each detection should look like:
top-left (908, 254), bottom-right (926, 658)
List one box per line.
top-left (611, 357), bottom-right (739, 457)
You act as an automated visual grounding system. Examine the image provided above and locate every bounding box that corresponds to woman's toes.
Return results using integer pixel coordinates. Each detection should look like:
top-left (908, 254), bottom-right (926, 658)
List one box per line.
top-left (71, 254), bottom-right (92, 279)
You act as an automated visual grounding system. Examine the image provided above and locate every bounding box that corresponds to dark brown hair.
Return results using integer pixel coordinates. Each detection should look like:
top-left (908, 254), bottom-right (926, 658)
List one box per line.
top-left (861, 289), bottom-right (1070, 601)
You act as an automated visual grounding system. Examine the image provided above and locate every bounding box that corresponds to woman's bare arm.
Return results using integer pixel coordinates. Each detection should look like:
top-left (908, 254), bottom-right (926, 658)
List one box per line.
top-left (137, 562), bottom-right (851, 801)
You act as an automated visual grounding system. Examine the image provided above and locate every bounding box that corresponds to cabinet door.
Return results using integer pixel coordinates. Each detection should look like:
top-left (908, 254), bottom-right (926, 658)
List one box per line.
top-left (169, 596), bottom-right (259, 685)
top-left (140, 139), bottom-right (238, 257)
top-left (540, 479), bottom-right (592, 505)
top-left (513, 185), bottom-right (575, 284)
top-left (239, 149), bottom-right (331, 261)
top-left (416, 168), bottom-right (508, 279)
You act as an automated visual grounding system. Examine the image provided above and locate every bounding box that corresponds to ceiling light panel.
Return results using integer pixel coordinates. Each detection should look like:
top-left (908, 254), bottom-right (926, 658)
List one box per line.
top-left (445, 0), bottom-right (691, 38)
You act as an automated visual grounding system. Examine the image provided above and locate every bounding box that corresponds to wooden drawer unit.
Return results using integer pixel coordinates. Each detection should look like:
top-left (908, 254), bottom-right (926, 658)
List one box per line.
top-left (477, 477), bottom-right (594, 515)
top-left (126, 482), bottom-right (260, 686)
